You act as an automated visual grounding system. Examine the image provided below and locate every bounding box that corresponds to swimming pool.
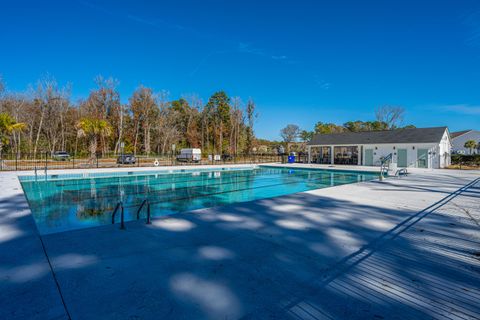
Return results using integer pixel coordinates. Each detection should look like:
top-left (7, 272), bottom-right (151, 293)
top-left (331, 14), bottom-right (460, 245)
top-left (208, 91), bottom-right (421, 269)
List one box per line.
top-left (20, 166), bottom-right (378, 234)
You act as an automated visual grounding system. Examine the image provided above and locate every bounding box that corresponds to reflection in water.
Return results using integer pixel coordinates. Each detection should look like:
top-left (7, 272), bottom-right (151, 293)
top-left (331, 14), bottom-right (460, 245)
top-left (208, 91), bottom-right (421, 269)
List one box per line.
top-left (77, 207), bottom-right (106, 219)
top-left (21, 167), bottom-right (378, 234)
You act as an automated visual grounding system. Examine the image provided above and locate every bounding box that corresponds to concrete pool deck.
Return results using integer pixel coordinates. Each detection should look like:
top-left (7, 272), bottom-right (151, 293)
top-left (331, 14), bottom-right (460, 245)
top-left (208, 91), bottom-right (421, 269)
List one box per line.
top-left (0, 164), bottom-right (479, 319)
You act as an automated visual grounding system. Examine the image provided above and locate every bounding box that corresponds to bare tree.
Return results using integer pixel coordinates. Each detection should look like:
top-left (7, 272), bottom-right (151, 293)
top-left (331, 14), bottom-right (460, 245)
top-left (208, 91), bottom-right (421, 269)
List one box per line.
top-left (180, 94), bottom-right (202, 148)
top-left (230, 97), bottom-right (243, 155)
top-left (375, 105), bottom-right (405, 129)
top-left (31, 76), bottom-right (62, 157)
top-left (81, 76), bottom-right (121, 155)
top-left (42, 83), bottom-right (71, 153)
top-left (245, 98), bottom-right (257, 154)
top-left (201, 103), bottom-right (213, 152)
top-left (154, 103), bottom-right (180, 154)
top-left (129, 86), bottom-right (160, 155)
top-left (280, 124), bottom-right (300, 143)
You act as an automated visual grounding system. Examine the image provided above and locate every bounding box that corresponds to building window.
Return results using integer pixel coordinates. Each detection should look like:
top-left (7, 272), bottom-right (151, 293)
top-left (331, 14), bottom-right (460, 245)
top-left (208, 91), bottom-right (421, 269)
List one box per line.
top-left (334, 146), bottom-right (359, 165)
top-left (318, 147), bottom-right (331, 164)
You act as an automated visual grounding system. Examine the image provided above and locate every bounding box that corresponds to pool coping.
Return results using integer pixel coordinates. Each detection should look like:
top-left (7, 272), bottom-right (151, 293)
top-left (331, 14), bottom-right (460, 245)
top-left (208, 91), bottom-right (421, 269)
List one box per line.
top-left (15, 163), bottom-right (259, 179)
top-left (18, 164), bottom-right (260, 182)
top-left (17, 163), bottom-right (383, 182)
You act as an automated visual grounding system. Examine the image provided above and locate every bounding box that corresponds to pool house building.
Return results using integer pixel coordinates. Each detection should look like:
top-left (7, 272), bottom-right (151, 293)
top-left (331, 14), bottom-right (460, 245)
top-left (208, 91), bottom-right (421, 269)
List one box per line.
top-left (307, 126), bottom-right (451, 169)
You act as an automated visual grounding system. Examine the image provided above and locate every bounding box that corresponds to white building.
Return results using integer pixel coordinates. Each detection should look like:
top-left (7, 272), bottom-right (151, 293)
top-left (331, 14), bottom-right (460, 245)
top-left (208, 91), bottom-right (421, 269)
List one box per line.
top-left (307, 127), bottom-right (451, 169)
top-left (451, 130), bottom-right (480, 154)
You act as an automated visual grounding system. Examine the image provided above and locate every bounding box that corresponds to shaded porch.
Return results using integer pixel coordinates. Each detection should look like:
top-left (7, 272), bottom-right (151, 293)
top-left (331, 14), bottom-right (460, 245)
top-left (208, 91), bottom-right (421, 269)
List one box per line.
top-left (308, 145), bottom-right (361, 165)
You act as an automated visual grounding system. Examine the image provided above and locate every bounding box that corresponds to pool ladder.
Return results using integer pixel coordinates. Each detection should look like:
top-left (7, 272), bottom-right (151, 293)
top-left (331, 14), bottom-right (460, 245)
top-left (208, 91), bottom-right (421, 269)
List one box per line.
top-left (136, 199), bottom-right (152, 225)
top-left (379, 153), bottom-right (393, 180)
top-left (111, 201), bottom-right (125, 229)
top-left (111, 199), bottom-right (152, 230)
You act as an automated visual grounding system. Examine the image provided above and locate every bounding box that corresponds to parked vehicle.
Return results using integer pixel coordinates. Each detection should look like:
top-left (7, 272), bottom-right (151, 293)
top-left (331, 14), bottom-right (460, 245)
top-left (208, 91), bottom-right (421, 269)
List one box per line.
top-left (52, 151), bottom-right (70, 161)
top-left (222, 153), bottom-right (233, 161)
top-left (177, 148), bottom-right (202, 163)
top-left (117, 154), bottom-right (136, 164)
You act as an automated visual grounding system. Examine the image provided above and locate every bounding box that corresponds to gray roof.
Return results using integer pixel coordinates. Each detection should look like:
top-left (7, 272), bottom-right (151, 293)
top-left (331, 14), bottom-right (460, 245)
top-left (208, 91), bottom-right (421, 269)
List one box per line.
top-left (451, 130), bottom-right (471, 139)
top-left (308, 127), bottom-right (448, 146)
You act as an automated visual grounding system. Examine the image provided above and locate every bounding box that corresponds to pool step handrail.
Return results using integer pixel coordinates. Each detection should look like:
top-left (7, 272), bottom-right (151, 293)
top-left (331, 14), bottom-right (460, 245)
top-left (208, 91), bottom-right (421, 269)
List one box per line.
top-left (395, 168), bottom-right (408, 177)
top-left (379, 153), bottom-right (393, 180)
top-left (111, 201), bottom-right (126, 229)
top-left (136, 199), bottom-right (152, 224)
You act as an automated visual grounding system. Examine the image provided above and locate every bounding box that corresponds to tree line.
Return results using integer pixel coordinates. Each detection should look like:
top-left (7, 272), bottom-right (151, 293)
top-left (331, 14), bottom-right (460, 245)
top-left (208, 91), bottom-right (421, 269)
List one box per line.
top-left (0, 76), bottom-right (257, 160)
top-left (280, 106), bottom-right (415, 143)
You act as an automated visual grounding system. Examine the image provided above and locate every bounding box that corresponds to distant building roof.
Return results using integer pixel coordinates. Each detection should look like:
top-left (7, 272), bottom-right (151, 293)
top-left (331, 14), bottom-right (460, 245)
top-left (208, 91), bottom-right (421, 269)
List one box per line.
top-left (450, 130), bottom-right (472, 139)
top-left (308, 127), bottom-right (448, 146)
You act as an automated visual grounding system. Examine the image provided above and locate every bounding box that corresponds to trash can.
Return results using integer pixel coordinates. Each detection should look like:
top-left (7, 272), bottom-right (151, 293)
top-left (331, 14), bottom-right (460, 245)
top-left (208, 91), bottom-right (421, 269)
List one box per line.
top-left (288, 155), bottom-right (295, 163)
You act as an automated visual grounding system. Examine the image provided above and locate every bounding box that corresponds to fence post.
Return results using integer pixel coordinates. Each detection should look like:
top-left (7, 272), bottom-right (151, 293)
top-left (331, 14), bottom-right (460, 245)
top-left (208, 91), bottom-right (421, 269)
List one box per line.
top-left (72, 153), bottom-right (75, 169)
top-left (15, 152), bottom-right (18, 171)
top-left (45, 151), bottom-right (48, 172)
top-left (96, 154), bottom-right (99, 168)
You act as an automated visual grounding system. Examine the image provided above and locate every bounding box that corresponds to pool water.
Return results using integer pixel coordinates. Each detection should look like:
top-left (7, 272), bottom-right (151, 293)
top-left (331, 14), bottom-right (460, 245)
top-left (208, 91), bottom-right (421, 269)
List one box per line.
top-left (20, 166), bottom-right (378, 234)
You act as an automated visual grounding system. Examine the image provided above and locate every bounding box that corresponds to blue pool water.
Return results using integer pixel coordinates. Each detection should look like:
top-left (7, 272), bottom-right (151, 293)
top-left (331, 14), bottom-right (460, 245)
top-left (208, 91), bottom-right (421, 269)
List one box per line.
top-left (20, 166), bottom-right (378, 234)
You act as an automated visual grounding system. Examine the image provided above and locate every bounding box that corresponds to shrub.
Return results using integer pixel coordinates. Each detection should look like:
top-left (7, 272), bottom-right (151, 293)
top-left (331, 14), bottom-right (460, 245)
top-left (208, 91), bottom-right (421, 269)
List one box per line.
top-left (451, 154), bottom-right (480, 166)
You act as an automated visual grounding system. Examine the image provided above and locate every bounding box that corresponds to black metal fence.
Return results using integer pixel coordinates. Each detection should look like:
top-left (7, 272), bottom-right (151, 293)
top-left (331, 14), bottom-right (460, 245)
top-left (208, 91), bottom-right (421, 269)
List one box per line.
top-left (0, 152), bottom-right (308, 171)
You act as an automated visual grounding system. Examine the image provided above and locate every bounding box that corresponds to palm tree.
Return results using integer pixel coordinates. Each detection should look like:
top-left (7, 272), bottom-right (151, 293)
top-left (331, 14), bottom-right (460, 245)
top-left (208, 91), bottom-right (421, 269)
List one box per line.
top-left (76, 118), bottom-right (113, 161)
top-left (464, 140), bottom-right (477, 155)
top-left (0, 113), bottom-right (26, 153)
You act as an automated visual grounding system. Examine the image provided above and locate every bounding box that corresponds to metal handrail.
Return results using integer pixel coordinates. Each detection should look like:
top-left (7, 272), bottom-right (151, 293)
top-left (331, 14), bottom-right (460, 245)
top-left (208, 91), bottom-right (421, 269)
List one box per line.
top-left (395, 168), bottom-right (408, 177)
top-left (380, 153), bottom-right (393, 167)
top-left (111, 201), bottom-right (125, 229)
top-left (136, 199), bottom-right (152, 224)
top-left (379, 153), bottom-right (393, 180)
top-left (136, 199), bottom-right (147, 219)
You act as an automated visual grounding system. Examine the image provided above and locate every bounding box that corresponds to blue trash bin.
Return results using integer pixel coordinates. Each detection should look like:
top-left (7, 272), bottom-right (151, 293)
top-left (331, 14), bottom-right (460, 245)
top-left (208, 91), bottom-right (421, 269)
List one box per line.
top-left (288, 155), bottom-right (295, 163)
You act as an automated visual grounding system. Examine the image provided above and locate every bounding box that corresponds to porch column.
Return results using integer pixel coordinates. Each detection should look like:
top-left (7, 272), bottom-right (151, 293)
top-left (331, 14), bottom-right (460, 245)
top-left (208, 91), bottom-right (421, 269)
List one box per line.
top-left (330, 146), bottom-right (334, 164)
top-left (357, 145), bottom-right (361, 165)
top-left (307, 146), bottom-right (311, 164)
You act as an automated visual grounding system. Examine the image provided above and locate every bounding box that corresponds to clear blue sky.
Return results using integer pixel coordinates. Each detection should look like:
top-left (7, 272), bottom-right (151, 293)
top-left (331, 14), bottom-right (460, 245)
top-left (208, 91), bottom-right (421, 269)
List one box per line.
top-left (1, 0), bottom-right (480, 140)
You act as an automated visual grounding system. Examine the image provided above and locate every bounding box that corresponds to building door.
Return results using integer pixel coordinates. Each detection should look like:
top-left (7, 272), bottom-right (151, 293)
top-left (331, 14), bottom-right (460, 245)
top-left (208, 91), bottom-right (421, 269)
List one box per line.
top-left (397, 149), bottom-right (407, 167)
top-left (417, 149), bottom-right (428, 168)
top-left (364, 149), bottom-right (374, 166)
